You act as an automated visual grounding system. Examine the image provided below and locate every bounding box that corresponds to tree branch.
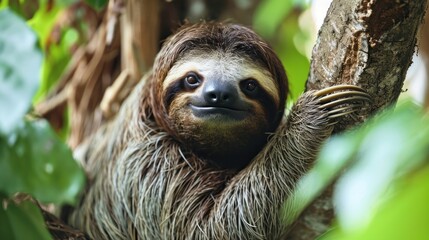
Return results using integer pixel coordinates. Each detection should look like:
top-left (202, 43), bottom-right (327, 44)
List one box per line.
top-left (287, 1), bottom-right (428, 239)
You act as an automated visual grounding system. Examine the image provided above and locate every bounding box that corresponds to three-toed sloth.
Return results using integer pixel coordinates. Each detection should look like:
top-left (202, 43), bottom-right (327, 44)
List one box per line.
top-left (68, 22), bottom-right (370, 239)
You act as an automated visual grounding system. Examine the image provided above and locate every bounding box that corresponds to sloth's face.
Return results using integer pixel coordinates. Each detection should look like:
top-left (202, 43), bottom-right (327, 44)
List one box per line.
top-left (162, 50), bottom-right (282, 169)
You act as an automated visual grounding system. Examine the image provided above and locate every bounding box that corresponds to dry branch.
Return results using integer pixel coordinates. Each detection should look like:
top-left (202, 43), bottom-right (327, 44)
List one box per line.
top-left (36, 0), bottom-right (160, 149)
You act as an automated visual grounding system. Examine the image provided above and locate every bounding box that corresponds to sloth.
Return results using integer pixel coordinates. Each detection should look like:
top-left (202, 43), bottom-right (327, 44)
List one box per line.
top-left (68, 22), bottom-right (371, 239)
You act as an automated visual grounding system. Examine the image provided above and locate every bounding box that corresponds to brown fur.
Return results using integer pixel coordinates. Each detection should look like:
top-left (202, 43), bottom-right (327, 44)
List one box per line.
top-left (149, 23), bottom-right (288, 138)
top-left (68, 23), bottom-right (334, 239)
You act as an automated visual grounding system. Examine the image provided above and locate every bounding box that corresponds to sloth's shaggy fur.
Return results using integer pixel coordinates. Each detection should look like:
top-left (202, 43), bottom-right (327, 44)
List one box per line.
top-left (68, 22), bottom-right (334, 239)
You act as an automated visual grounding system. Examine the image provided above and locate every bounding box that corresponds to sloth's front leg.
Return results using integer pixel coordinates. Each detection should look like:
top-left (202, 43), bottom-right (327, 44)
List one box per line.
top-left (272, 84), bottom-right (372, 174)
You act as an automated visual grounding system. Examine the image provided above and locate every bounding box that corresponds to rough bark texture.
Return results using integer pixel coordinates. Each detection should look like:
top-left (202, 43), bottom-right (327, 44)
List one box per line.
top-left (288, 1), bottom-right (428, 239)
top-left (307, 0), bottom-right (427, 131)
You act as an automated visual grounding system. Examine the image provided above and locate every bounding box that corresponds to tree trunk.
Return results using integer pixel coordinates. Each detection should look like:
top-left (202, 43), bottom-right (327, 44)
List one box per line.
top-left (287, 1), bottom-right (428, 239)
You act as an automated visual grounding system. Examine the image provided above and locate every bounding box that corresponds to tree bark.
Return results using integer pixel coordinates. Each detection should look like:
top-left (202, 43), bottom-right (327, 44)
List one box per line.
top-left (287, 1), bottom-right (428, 239)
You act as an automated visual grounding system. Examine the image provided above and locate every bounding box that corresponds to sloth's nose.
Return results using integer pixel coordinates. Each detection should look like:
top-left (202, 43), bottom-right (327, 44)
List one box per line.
top-left (203, 82), bottom-right (238, 106)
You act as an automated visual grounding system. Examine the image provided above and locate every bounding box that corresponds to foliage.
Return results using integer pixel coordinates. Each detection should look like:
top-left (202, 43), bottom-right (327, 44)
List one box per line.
top-left (323, 101), bottom-right (429, 239)
top-left (0, 120), bottom-right (85, 204)
top-left (0, 9), bottom-right (41, 134)
top-left (0, 9), bottom-right (85, 240)
top-left (0, 0), bottom-right (98, 104)
top-left (0, 200), bottom-right (53, 240)
top-left (27, 0), bottom-right (77, 103)
top-left (286, 101), bottom-right (429, 238)
top-left (85, 0), bottom-right (107, 10)
top-left (254, 0), bottom-right (308, 39)
top-left (274, 12), bottom-right (311, 101)
top-left (323, 165), bottom-right (429, 240)
top-left (254, 0), bottom-right (312, 101)
top-left (254, 0), bottom-right (295, 39)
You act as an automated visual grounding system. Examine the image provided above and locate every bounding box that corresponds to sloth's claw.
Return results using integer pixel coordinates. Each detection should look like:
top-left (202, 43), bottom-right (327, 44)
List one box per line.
top-left (327, 107), bottom-right (361, 119)
top-left (318, 91), bottom-right (372, 104)
top-left (318, 96), bottom-right (369, 109)
top-left (313, 85), bottom-right (372, 122)
top-left (313, 85), bottom-right (367, 97)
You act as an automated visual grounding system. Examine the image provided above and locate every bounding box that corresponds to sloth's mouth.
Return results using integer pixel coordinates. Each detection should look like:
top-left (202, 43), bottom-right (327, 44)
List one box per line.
top-left (189, 104), bottom-right (248, 120)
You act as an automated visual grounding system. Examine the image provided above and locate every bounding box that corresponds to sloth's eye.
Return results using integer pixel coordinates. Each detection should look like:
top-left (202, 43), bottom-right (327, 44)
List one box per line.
top-left (245, 80), bottom-right (257, 91)
top-left (241, 79), bottom-right (259, 95)
top-left (184, 73), bottom-right (201, 89)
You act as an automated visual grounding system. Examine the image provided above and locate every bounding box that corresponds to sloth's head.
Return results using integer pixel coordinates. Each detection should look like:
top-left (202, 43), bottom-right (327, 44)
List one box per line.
top-left (150, 22), bottom-right (288, 169)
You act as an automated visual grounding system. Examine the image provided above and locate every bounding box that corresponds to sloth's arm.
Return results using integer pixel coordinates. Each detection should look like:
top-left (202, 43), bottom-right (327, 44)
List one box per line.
top-left (202, 86), bottom-right (371, 239)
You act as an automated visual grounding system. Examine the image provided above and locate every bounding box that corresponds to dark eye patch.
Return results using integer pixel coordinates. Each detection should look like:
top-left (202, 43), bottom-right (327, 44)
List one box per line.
top-left (164, 80), bottom-right (183, 110)
top-left (164, 72), bottom-right (203, 110)
top-left (240, 78), bottom-right (278, 127)
top-left (240, 78), bottom-right (259, 96)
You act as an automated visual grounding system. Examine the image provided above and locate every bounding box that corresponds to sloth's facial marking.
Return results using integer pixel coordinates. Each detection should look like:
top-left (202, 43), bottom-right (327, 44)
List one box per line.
top-left (162, 51), bottom-right (280, 168)
top-left (163, 51), bottom-right (280, 108)
top-left (163, 50), bottom-right (281, 132)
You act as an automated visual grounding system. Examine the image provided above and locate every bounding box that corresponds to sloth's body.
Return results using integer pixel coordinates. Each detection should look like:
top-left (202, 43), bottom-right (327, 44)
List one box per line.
top-left (69, 23), bottom-right (370, 239)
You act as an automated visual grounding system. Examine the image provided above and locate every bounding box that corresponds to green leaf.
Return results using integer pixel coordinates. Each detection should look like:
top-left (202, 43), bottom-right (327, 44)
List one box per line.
top-left (27, 4), bottom-right (60, 49)
top-left (84, 0), bottom-right (108, 10)
top-left (0, 203), bottom-right (14, 238)
top-left (350, 165), bottom-right (429, 240)
top-left (27, 2), bottom-right (77, 104)
top-left (0, 9), bottom-right (42, 134)
top-left (57, 0), bottom-right (80, 7)
top-left (0, 200), bottom-right (52, 240)
top-left (333, 101), bottom-right (429, 230)
top-left (321, 165), bottom-right (429, 240)
top-left (0, 119), bottom-right (85, 204)
top-left (0, 0), bottom-right (40, 19)
top-left (315, 101), bottom-right (429, 239)
top-left (253, 0), bottom-right (294, 39)
top-left (275, 14), bottom-right (310, 101)
top-left (34, 28), bottom-right (78, 103)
